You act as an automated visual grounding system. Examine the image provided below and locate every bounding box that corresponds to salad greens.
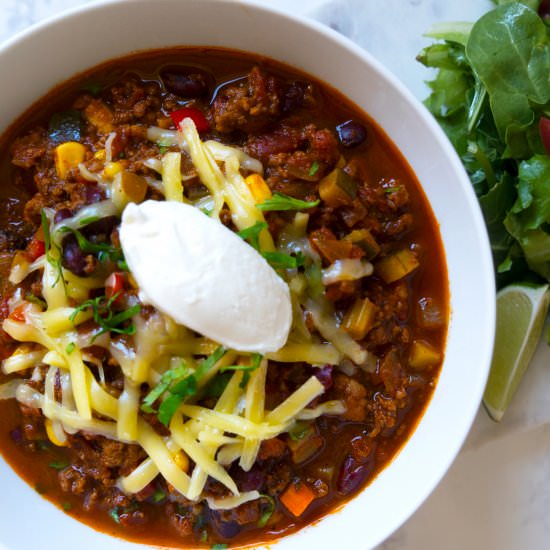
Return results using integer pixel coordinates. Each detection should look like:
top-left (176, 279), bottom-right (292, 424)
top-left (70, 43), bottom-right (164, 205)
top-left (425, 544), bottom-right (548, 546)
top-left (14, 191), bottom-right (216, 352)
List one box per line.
top-left (418, 0), bottom-right (550, 288)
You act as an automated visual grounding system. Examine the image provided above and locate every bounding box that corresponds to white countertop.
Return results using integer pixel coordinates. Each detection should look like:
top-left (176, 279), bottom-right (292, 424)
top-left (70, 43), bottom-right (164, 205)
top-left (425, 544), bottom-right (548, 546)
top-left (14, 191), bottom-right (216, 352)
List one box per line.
top-left (1, 1), bottom-right (549, 549)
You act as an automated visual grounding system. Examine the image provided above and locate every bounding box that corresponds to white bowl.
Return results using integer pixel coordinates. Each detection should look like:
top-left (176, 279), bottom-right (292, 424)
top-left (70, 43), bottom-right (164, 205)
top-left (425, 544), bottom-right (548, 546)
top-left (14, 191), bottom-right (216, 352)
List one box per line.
top-left (0, 1), bottom-right (495, 549)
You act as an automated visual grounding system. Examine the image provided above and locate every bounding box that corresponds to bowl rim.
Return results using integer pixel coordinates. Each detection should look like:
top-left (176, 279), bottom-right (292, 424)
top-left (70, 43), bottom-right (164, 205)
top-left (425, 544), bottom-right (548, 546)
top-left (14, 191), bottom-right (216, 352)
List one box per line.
top-left (0, 1), bottom-right (496, 549)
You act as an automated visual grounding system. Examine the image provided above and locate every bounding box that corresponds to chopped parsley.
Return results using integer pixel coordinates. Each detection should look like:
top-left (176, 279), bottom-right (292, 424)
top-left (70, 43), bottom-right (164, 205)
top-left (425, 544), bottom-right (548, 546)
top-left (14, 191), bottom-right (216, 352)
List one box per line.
top-left (257, 192), bottom-right (319, 212)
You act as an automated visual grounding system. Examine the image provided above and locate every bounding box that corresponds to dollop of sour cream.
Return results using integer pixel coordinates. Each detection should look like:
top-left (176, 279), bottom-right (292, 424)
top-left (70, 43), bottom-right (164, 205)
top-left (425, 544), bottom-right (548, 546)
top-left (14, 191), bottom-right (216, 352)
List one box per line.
top-left (119, 200), bottom-right (292, 353)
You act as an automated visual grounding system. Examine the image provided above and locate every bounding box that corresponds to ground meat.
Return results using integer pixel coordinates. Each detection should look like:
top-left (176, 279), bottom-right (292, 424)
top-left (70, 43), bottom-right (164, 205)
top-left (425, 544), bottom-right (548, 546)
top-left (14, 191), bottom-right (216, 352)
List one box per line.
top-left (108, 76), bottom-right (162, 126)
top-left (166, 503), bottom-right (195, 537)
top-left (257, 437), bottom-right (286, 461)
top-left (10, 128), bottom-right (48, 168)
top-left (265, 461), bottom-right (292, 495)
top-left (212, 66), bottom-right (282, 133)
top-left (59, 465), bottom-right (88, 495)
top-left (368, 393), bottom-right (399, 438)
top-left (219, 500), bottom-right (262, 527)
top-left (332, 374), bottom-right (368, 422)
top-left (264, 124), bottom-right (339, 183)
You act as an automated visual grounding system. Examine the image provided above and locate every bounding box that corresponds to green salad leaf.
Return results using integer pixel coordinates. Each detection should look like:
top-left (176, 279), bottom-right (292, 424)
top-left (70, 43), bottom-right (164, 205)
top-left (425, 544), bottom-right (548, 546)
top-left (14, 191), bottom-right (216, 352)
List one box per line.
top-left (418, 0), bottom-right (550, 288)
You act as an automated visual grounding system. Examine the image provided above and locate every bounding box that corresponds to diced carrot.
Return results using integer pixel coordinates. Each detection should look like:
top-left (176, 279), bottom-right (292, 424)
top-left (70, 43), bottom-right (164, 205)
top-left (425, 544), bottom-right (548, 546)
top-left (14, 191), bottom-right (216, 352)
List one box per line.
top-left (280, 479), bottom-right (317, 517)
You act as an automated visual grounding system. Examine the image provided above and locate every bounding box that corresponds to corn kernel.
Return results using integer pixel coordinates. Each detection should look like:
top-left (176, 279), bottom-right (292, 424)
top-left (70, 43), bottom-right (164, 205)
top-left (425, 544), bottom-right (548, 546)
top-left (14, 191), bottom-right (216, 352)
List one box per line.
top-left (245, 174), bottom-right (272, 203)
top-left (103, 161), bottom-right (124, 179)
top-left (45, 419), bottom-right (68, 447)
top-left (54, 142), bottom-right (87, 179)
top-left (173, 450), bottom-right (190, 472)
top-left (94, 149), bottom-right (106, 160)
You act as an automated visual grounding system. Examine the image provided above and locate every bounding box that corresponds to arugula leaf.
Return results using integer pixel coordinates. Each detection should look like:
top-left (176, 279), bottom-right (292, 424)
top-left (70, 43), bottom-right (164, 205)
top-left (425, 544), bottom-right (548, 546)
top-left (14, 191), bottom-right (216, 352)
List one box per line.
top-left (257, 192), bottom-right (319, 212)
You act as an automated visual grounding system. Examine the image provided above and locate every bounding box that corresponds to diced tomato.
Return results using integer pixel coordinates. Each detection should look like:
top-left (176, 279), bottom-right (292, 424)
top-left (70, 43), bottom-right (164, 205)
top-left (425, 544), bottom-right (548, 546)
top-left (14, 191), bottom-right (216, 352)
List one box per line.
top-left (539, 117), bottom-right (550, 157)
top-left (105, 272), bottom-right (125, 302)
top-left (170, 107), bottom-right (210, 133)
top-left (26, 236), bottom-right (45, 262)
top-left (9, 304), bottom-right (26, 323)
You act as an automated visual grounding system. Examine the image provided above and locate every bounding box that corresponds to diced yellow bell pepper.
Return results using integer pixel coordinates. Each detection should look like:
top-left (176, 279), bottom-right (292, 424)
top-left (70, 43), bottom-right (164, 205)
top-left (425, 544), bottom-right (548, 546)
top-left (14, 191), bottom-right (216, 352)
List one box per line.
top-left (245, 174), bottom-right (272, 203)
top-left (375, 249), bottom-right (419, 284)
top-left (45, 419), bottom-right (68, 447)
top-left (111, 170), bottom-right (148, 211)
top-left (409, 340), bottom-right (442, 370)
top-left (54, 142), bottom-right (87, 179)
top-left (342, 297), bottom-right (377, 340)
top-left (173, 450), bottom-right (190, 473)
top-left (103, 161), bottom-right (124, 179)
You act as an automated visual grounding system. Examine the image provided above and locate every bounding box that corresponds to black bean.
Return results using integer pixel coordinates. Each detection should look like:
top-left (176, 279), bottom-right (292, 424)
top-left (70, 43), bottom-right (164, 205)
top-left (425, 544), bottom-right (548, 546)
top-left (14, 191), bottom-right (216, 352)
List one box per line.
top-left (62, 234), bottom-right (87, 276)
top-left (336, 120), bottom-right (367, 148)
top-left (161, 68), bottom-right (209, 98)
top-left (337, 456), bottom-right (366, 495)
top-left (54, 208), bottom-right (73, 224)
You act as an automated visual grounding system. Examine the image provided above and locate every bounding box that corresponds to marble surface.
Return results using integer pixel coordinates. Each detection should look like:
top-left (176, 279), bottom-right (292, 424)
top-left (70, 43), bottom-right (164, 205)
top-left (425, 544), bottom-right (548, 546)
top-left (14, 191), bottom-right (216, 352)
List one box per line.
top-left (1, 0), bottom-right (550, 549)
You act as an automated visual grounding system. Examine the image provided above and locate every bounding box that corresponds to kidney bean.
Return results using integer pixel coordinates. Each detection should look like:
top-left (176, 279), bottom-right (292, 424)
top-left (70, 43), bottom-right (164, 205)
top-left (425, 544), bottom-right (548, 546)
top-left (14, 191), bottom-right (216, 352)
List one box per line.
top-left (336, 120), bottom-right (367, 148)
top-left (161, 68), bottom-right (209, 98)
top-left (213, 517), bottom-right (241, 539)
top-left (231, 464), bottom-right (265, 492)
top-left (62, 234), bottom-right (87, 276)
top-left (84, 184), bottom-right (104, 205)
top-left (54, 208), bottom-right (73, 224)
top-left (313, 364), bottom-right (334, 390)
top-left (81, 215), bottom-right (118, 236)
top-left (10, 428), bottom-right (24, 445)
top-left (337, 456), bottom-right (367, 495)
top-left (282, 81), bottom-right (308, 113)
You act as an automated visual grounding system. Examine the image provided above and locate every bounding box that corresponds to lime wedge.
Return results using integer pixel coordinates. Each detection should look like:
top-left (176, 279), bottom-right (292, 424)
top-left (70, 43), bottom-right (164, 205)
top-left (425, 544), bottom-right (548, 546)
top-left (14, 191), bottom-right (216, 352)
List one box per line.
top-left (483, 283), bottom-right (550, 421)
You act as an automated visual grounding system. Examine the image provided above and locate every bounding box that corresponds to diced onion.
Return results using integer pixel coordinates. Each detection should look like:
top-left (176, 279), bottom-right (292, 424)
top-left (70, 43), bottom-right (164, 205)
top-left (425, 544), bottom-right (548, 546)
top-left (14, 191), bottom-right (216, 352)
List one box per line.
top-left (322, 258), bottom-right (373, 286)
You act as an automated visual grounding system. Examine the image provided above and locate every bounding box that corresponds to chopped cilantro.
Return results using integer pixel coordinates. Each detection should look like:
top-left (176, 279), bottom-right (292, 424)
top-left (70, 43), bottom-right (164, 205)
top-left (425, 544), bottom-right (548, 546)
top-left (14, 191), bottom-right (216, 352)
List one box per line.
top-left (308, 160), bottom-right (319, 177)
top-left (257, 192), bottom-right (319, 212)
top-left (237, 221), bottom-right (268, 251)
top-left (49, 460), bottom-right (70, 470)
top-left (261, 251), bottom-right (305, 270)
top-left (69, 294), bottom-right (140, 340)
top-left (257, 495), bottom-right (276, 528)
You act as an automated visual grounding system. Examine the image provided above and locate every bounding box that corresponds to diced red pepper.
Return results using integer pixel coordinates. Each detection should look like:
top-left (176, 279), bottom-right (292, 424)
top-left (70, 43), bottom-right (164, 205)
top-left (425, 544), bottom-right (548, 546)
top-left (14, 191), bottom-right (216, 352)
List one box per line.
top-left (9, 304), bottom-right (26, 323)
top-left (170, 107), bottom-right (210, 133)
top-left (539, 117), bottom-right (550, 157)
top-left (105, 272), bottom-right (125, 302)
top-left (26, 236), bottom-right (45, 262)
